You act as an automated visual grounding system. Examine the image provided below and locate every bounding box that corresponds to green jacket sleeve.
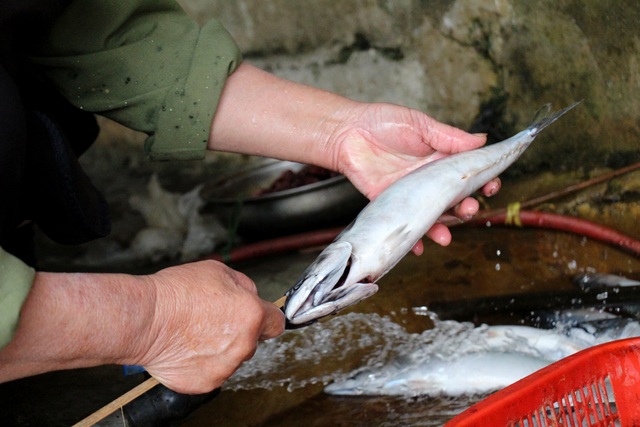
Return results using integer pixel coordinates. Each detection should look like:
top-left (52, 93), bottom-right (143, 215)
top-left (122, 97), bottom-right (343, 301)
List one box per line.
top-left (28, 0), bottom-right (242, 160)
top-left (0, 248), bottom-right (35, 349)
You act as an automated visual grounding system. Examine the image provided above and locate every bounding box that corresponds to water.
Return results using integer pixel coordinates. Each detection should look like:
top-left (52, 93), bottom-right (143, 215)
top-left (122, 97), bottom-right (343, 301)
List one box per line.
top-left (223, 312), bottom-right (491, 426)
top-left (227, 311), bottom-right (605, 395)
top-left (231, 314), bottom-right (396, 390)
top-left (227, 312), bottom-right (413, 392)
top-left (259, 394), bottom-right (479, 427)
top-left (183, 228), bottom-right (640, 426)
top-left (195, 311), bottom-right (640, 426)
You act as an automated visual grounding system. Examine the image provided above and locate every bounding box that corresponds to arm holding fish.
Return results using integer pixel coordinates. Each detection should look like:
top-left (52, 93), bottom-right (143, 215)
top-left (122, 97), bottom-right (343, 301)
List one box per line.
top-left (0, 65), bottom-right (496, 393)
top-left (323, 102), bottom-right (501, 250)
top-left (209, 63), bottom-right (501, 248)
top-left (283, 102), bottom-right (579, 325)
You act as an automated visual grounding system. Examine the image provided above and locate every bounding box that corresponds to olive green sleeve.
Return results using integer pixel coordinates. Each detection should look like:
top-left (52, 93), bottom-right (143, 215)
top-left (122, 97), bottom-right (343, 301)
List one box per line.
top-left (0, 248), bottom-right (35, 349)
top-left (28, 0), bottom-right (242, 160)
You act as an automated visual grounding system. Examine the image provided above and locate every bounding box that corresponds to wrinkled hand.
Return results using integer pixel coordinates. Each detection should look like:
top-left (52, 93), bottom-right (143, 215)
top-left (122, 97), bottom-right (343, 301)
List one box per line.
top-left (136, 260), bottom-right (284, 394)
top-left (329, 103), bottom-right (501, 250)
top-left (210, 65), bottom-right (498, 249)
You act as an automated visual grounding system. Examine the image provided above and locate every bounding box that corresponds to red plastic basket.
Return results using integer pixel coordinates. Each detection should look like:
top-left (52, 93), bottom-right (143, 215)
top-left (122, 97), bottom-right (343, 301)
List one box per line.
top-left (445, 337), bottom-right (640, 427)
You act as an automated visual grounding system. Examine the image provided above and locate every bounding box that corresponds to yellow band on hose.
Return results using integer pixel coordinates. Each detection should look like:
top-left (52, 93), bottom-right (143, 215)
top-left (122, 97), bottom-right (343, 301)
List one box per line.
top-left (505, 202), bottom-right (522, 227)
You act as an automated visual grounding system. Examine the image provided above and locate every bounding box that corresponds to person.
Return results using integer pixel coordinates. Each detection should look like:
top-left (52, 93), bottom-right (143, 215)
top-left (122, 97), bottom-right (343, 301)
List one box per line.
top-left (0, 0), bottom-right (500, 395)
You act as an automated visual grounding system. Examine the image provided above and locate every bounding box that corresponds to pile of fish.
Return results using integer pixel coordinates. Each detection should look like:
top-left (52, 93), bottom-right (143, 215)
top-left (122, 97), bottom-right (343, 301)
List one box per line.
top-left (324, 313), bottom-right (640, 397)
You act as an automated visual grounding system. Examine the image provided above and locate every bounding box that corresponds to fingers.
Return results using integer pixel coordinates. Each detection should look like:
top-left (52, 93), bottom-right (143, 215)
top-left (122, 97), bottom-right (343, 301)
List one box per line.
top-left (231, 270), bottom-right (284, 340)
top-left (228, 268), bottom-right (259, 294)
top-left (424, 177), bottom-right (500, 247)
top-left (451, 178), bottom-right (501, 219)
top-left (482, 178), bottom-right (501, 197)
top-left (454, 197), bottom-right (480, 220)
top-left (258, 300), bottom-right (285, 341)
top-left (424, 117), bottom-right (487, 153)
top-left (226, 272), bottom-right (284, 341)
top-left (425, 223), bottom-right (452, 246)
top-left (138, 261), bottom-right (288, 395)
top-left (424, 199), bottom-right (477, 247)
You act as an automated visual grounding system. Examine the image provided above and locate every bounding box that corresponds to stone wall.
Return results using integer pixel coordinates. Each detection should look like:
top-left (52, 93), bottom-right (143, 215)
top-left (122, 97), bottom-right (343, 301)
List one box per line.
top-left (180, 0), bottom-right (640, 173)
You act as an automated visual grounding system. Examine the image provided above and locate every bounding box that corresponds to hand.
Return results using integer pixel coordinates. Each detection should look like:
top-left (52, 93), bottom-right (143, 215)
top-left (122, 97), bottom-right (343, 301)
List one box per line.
top-left (209, 64), bottom-right (500, 249)
top-left (0, 260), bottom-right (283, 393)
top-left (136, 260), bottom-right (284, 394)
top-left (327, 102), bottom-right (501, 249)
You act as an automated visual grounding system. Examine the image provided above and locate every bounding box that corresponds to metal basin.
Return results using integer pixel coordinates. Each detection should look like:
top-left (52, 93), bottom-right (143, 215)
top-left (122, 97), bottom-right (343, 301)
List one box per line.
top-left (204, 160), bottom-right (368, 238)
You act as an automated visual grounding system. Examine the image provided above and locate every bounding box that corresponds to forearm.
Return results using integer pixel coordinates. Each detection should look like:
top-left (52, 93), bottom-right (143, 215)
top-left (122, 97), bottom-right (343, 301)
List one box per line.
top-left (0, 261), bottom-right (285, 393)
top-left (0, 271), bottom-right (156, 382)
top-left (208, 62), bottom-right (358, 169)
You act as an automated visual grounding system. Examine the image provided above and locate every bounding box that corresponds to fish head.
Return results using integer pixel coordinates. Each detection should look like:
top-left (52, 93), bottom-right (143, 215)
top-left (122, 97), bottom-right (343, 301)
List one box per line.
top-left (283, 241), bottom-right (379, 325)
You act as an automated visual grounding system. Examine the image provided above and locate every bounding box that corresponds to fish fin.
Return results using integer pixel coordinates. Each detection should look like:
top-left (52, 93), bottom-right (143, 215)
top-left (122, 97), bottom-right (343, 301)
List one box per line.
top-left (383, 224), bottom-right (413, 250)
top-left (528, 100), bottom-right (582, 136)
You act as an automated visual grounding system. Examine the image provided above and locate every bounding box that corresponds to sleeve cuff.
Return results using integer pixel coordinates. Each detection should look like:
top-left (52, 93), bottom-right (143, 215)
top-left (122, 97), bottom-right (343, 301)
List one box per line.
top-left (0, 248), bottom-right (35, 349)
top-left (28, 0), bottom-right (242, 161)
top-left (145, 18), bottom-right (242, 160)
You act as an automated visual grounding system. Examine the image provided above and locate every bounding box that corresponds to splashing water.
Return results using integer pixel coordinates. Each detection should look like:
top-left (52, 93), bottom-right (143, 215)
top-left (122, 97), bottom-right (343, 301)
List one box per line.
top-left (217, 311), bottom-right (640, 426)
top-left (227, 312), bottom-right (413, 391)
top-left (225, 311), bottom-right (586, 393)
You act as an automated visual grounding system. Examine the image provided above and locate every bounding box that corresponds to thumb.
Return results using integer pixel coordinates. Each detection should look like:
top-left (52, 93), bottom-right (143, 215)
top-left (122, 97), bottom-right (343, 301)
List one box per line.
top-left (259, 300), bottom-right (285, 341)
top-left (423, 116), bottom-right (487, 154)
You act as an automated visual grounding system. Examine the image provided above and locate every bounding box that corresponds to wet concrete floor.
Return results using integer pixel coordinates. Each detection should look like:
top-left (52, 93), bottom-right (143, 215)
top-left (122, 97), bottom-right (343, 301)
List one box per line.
top-left (2, 223), bottom-right (639, 426)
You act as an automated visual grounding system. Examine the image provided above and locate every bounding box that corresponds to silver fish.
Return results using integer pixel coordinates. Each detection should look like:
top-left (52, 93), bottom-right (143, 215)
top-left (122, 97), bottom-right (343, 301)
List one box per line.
top-left (324, 320), bottom-right (637, 397)
top-left (284, 102), bottom-right (580, 325)
top-left (324, 351), bottom-right (550, 397)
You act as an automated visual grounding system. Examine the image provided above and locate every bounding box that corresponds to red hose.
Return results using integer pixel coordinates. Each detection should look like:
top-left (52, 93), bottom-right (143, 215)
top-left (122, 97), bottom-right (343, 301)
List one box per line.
top-left (469, 210), bottom-right (640, 257)
top-left (202, 211), bottom-right (640, 264)
top-left (203, 227), bottom-right (342, 264)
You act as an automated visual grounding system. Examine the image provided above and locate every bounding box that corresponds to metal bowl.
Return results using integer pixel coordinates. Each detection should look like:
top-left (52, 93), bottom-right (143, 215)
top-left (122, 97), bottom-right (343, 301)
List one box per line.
top-left (204, 160), bottom-right (368, 238)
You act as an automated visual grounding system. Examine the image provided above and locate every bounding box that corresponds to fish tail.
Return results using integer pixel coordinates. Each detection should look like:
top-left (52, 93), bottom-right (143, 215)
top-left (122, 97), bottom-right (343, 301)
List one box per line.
top-left (528, 100), bottom-right (582, 136)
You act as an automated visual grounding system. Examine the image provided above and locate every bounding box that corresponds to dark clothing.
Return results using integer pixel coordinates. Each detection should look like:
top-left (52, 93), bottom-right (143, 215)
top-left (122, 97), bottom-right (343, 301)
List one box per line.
top-left (0, 0), bottom-right (242, 347)
top-left (0, 0), bottom-right (109, 259)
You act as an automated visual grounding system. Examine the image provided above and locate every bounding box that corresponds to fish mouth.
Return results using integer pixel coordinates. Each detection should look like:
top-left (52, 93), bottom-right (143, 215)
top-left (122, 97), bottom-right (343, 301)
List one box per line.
top-left (283, 241), bottom-right (379, 325)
